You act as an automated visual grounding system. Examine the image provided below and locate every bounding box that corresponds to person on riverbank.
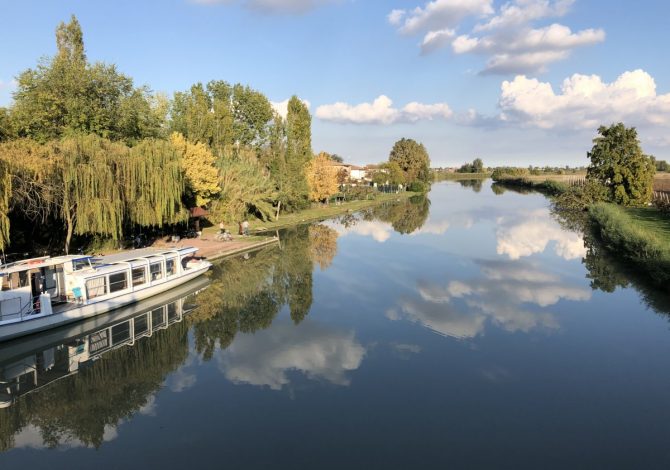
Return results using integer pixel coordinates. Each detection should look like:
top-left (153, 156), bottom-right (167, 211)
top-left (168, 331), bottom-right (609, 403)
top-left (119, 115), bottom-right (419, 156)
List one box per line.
top-left (242, 220), bottom-right (249, 236)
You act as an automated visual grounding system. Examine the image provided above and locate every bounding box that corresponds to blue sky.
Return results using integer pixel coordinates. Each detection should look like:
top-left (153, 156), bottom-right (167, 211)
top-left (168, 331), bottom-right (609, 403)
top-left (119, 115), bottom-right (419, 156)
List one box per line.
top-left (1, 0), bottom-right (669, 166)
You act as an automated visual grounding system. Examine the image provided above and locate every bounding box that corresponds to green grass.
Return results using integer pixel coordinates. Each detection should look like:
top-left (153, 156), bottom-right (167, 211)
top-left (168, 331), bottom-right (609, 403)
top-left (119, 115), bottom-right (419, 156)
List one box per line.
top-left (589, 203), bottom-right (670, 284)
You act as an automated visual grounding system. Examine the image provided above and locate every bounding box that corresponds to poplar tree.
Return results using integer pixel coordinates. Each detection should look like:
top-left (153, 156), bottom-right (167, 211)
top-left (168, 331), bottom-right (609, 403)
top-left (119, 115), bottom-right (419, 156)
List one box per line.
top-left (283, 96), bottom-right (312, 209)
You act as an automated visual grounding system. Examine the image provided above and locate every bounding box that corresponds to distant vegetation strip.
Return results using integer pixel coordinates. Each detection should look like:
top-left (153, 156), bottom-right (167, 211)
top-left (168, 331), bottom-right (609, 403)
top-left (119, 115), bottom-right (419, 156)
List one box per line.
top-left (244, 191), bottom-right (416, 233)
top-left (588, 203), bottom-right (670, 284)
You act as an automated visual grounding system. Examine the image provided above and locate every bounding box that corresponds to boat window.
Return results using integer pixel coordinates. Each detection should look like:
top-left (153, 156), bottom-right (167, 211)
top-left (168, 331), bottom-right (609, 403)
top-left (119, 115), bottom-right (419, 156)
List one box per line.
top-left (132, 267), bottom-right (146, 287)
top-left (150, 262), bottom-right (163, 281)
top-left (109, 272), bottom-right (128, 293)
top-left (1, 275), bottom-right (10, 291)
top-left (10, 271), bottom-right (30, 288)
top-left (151, 307), bottom-right (165, 328)
top-left (166, 258), bottom-right (176, 277)
top-left (73, 259), bottom-right (90, 271)
top-left (86, 277), bottom-right (108, 299)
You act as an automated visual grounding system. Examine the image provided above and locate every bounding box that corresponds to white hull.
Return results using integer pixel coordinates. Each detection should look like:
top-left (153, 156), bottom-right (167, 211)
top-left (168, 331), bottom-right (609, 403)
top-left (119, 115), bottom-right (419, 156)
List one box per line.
top-left (0, 265), bottom-right (209, 342)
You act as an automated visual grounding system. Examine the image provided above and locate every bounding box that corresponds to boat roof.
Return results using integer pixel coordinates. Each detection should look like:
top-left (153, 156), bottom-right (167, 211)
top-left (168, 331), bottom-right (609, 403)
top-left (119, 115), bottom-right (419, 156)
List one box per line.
top-left (0, 247), bottom-right (198, 276)
top-left (94, 247), bottom-right (197, 264)
top-left (0, 255), bottom-right (91, 276)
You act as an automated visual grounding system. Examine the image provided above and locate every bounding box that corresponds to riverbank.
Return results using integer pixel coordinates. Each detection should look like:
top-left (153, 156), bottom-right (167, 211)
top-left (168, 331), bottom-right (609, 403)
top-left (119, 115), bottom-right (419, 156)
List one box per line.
top-left (153, 235), bottom-right (279, 262)
top-left (202, 191), bottom-right (418, 235)
top-left (434, 172), bottom-right (490, 181)
top-left (588, 203), bottom-right (670, 285)
top-left (491, 176), bottom-right (569, 195)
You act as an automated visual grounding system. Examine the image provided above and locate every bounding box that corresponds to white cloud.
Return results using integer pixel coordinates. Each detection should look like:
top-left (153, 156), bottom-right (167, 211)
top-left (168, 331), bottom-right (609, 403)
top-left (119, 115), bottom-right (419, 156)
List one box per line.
top-left (391, 0), bottom-right (604, 75)
top-left (396, 258), bottom-right (590, 339)
top-left (316, 95), bottom-right (452, 125)
top-left (12, 423), bottom-right (119, 450)
top-left (457, 23), bottom-right (605, 74)
top-left (191, 0), bottom-right (335, 14)
top-left (270, 97), bottom-right (311, 119)
top-left (474, 0), bottom-right (574, 32)
top-left (394, 0), bottom-right (494, 35)
top-left (388, 9), bottom-right (406, 25)
top-left (495, 208), bottom-right (587, 260)
top-left (216, 321), bottom-right (365, 390)
top-left (499, 69), bottom-right (670, 129)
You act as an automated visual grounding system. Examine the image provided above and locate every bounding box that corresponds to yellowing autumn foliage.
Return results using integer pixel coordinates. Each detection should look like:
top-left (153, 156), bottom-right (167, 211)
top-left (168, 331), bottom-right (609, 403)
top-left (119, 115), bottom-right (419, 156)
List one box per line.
top-left (306, 152), bottom-right (339, 203)
top-left (170, 132), bottom-right (220, 207)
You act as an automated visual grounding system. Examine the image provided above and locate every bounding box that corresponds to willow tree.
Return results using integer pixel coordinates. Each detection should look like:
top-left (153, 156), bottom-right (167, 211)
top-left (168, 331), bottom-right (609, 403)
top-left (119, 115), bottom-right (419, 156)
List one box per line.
top-left (0, 139), bottom-right (61, 251)
top-left (58, 135), bottom-right (126, 252)
top-left (120, 138), bottom-right (186, 228)
top-left (0, 160), bottom-right (10, 251)
top-left (212, 148), bottom-right (277, 222)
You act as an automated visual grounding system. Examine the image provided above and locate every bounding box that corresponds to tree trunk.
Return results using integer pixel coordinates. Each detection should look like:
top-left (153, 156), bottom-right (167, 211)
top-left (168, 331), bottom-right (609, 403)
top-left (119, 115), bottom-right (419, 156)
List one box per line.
top-left (276, 200), bottom-right (281, 221)
top-left (64, 213), bottom-right (74, 255)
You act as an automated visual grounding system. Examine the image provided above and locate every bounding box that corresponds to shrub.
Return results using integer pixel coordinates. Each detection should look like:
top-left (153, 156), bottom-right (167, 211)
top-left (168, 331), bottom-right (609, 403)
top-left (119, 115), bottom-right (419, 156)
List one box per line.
top-left (407, 181), bottom-right (428, 192)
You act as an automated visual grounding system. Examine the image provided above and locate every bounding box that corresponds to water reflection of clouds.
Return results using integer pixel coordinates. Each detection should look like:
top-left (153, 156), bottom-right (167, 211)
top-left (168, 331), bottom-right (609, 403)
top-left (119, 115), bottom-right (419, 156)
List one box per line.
top-left (12, 423), bottom-right (119, 450)
top-left (496, 208), bottom-right (587, 260)
top-left (216, 321), bottom-right (365, 390)
top-left (166, 347), bottom-right (200, 393)
top-left (330, 220), bottom-right (394, 243)
top-left (392, 259), bottom-right (591, 339)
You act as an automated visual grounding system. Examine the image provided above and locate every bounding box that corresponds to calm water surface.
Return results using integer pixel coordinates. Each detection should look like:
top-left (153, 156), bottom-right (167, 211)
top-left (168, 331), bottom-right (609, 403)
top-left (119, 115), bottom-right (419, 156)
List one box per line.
top-left (2, 181), bottom-right (670, 469)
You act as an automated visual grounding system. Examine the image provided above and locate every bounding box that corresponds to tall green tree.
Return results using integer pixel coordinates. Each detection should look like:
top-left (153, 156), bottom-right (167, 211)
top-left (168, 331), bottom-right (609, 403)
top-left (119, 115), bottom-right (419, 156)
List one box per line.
top-left (10, 15), bottom-right (162, 144)
top-left (389, 138), bottom-right (431, 184)
top-left (586, 123), bottom-right (655, 206)
top-left (282, 96), bottom-right (312, 210)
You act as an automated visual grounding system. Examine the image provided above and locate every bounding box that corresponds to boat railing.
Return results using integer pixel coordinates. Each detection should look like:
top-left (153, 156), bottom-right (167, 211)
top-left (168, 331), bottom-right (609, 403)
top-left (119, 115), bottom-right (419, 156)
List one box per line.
top-left (0, 295), bottom-right (41, 323)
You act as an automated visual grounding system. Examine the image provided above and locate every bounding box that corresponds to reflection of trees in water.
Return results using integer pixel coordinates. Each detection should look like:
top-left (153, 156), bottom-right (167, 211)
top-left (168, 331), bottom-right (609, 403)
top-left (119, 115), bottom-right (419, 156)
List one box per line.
top-left (371, 195), bottom-right (430, 234)
top-left (553, 208), bottom-right (670, 316)
top-left (0, 323), bottom-right (189, 451)
top-left (191, 225), bottom-right (318, 360)
top-left (0, 225), bottom-right (327, 451)
top-left (490, 183), bottom-right (532, 195)
top-left (309, 224), bottom-right (338, 270)
top-left (457, 179), bottom-right (483, 193)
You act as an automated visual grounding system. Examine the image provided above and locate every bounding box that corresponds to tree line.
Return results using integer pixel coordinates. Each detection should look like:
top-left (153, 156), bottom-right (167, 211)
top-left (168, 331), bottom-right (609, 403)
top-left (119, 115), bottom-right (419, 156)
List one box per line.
top-left (0, 16), bottom-right (314, 253)
top-left (0, 16), bottom-right (435, 255)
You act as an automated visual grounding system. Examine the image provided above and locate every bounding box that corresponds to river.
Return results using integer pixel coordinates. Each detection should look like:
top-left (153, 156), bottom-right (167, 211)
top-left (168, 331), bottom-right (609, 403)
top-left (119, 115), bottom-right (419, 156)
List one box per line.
top-left (1, 180), bottom-right (670, 469)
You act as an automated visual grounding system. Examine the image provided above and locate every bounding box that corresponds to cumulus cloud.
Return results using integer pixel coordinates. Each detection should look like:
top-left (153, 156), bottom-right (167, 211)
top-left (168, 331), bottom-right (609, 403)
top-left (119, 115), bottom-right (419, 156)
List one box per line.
top-left (499, 69), bottom-right (670, 130)
top-left (12, 423), bottom-right (119, 449)
top-left (316, 95), bottom-right (452, 125)
top-left (270, 97), bottom-right (311, 119)
top-left (191, 0), bottom-right (336, 14)
top-left (390, 0), bottom-right (604, 74)
top-left (216, 321), bottom-right (366, 390)
top-left (455, 23), bottom-right (605, 74)
top-left (396, 258), bottom-right (590, 339)
top-left (392, 0), bottom-right (494, 35)
top-left (495, 208), bottom-right (587, 260)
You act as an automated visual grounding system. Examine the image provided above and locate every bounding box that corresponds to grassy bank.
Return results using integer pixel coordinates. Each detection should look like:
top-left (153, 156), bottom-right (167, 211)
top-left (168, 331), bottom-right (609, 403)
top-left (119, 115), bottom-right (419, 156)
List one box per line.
top-left (434, 172), bottom-right (490, 181)
top-left (492, 175), bottom-right (569, 195)
top-left (202, 191), bottom-right (418, 235)
top-left (589, 203), bottom-right (670, 284)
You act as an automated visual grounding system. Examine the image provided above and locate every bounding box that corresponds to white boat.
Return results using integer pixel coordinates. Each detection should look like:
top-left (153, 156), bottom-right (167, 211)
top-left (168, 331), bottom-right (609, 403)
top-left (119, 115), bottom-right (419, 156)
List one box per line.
top-left (0, 247), bottom-right (211, 342)
top-left (0, 276), bottom-right (210, 409)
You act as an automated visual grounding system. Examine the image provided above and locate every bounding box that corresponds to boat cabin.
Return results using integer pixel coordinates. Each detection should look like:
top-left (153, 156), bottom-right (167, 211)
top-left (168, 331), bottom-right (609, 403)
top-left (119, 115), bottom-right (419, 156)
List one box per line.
top-left (1, 247), bottom-right (200, 324)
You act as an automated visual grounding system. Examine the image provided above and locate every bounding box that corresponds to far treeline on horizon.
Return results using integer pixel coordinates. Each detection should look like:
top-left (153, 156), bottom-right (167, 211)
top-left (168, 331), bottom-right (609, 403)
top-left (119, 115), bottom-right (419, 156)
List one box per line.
top-left (0, 15), bottom-right (668, 260)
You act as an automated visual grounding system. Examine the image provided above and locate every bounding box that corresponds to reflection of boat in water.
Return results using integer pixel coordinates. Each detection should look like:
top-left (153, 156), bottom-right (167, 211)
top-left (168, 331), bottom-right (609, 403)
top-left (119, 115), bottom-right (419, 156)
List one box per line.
top-left (0, 276), bottom-right (209, 409)
top-left (0, 247), bottom-right (211, 341)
